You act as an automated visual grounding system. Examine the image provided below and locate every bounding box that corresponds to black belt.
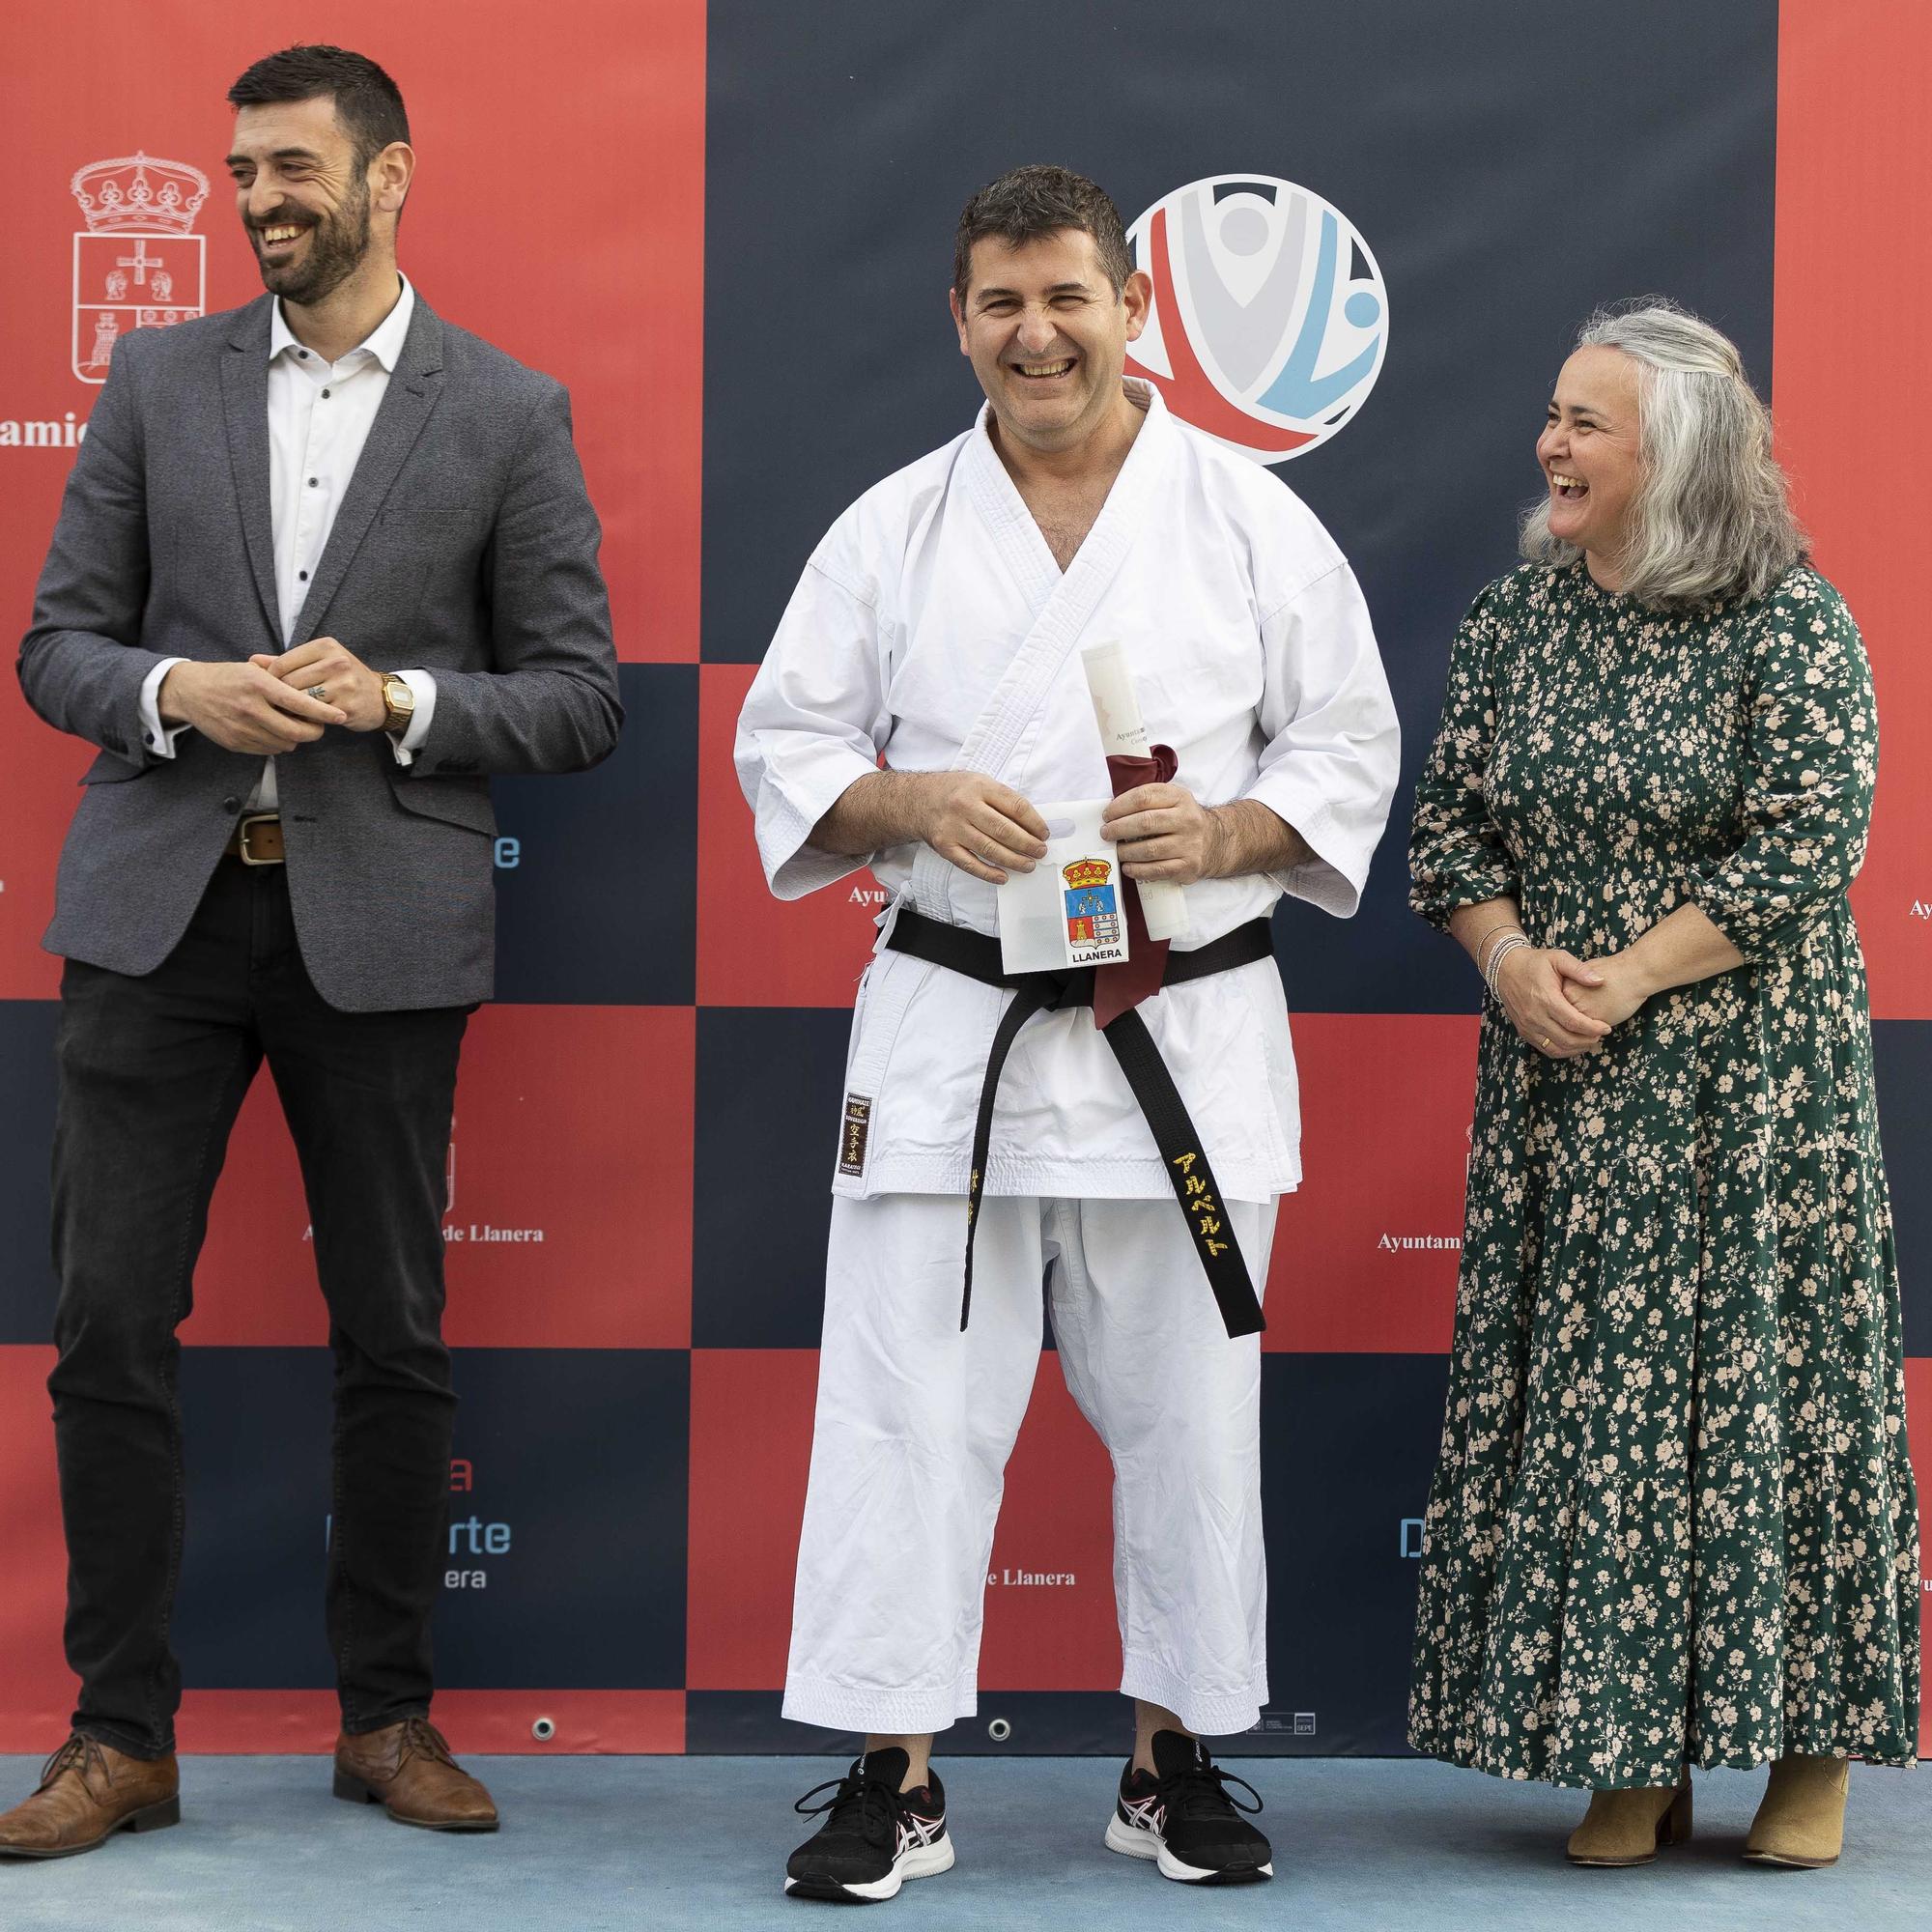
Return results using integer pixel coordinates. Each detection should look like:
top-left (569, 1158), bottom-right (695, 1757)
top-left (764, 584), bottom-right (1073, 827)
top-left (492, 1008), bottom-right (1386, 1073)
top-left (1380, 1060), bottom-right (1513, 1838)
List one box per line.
top-left (884, 906), bottom-right (1275, 1339)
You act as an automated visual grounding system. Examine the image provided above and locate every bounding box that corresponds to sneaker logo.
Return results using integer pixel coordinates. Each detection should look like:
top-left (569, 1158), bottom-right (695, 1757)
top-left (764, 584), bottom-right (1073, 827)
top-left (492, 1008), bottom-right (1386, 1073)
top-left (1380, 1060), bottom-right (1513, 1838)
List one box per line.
top-left (897, 1810), bottom-right (944, 1856)
top-left (1122, 1791), bottom-right (1166, 1834)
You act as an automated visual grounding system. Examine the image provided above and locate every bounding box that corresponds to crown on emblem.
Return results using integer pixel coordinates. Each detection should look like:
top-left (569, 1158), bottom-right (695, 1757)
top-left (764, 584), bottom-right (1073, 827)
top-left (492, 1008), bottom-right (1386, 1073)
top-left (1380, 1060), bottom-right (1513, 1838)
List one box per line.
top-left (1063, 858), bottom-right (1112, 889)
top-left (71, 154), bottom-right (210, 235)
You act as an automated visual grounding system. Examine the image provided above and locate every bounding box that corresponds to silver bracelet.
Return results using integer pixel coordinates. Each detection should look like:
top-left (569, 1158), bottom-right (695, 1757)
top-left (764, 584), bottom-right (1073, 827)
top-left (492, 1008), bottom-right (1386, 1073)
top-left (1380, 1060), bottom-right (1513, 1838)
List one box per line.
top-left (1483, 933), bottom-right (1530, 999)
top-left (1474, 922), bottom-right (1524, 980)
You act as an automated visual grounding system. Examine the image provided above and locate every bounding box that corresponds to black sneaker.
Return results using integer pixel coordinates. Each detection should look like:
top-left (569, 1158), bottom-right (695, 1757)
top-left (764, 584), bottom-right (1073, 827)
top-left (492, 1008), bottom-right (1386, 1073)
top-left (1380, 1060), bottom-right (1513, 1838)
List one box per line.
top-left (784, 1747), bottom-right (953, 1903)
top-left (1103, 1730), bottom-right (1272, 1884)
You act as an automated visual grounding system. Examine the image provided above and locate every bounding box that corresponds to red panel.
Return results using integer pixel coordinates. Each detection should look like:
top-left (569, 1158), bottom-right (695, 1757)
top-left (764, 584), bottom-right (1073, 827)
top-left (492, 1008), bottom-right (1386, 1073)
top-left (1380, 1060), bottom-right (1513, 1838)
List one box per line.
top-left (685, 1349), bottom-right (1121, 1693)
top-left (185, 1005), bottom-right (694, 1350)
top-left (696, 663), bottom-right (884, 1007)
top-left (1776, 1), bottom-right (1932, 1017)
top-left (169, 1689), bottom-right (683, 1755)
top-left (0, 1349), bottom-right (77, 1752)
top-left (686, 1349), bottom-right (815, 1690)
top-left (0, 701), bottom-right (85, 1001)
top-left (0, 0), bottom-right (705, 990)
top-left (979, 1372), bottom-right (1120, 1690)
top-left (1908, 1355), bottom-right (1931, 1757)
top-left (1267, 1012), bottom-right (1479, 1353)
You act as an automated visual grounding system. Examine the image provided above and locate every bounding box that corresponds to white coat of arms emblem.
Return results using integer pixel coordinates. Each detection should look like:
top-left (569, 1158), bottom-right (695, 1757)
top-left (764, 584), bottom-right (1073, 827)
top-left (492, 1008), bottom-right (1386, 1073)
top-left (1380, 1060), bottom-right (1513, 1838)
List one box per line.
top-left (71, 153), bottom-right (209, 384)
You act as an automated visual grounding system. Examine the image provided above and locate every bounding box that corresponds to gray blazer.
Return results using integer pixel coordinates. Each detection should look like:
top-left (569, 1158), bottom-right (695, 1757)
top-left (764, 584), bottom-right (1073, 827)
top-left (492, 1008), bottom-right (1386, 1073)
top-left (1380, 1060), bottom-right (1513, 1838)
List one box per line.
top-left (18, 291), bottom-right (622, 1012)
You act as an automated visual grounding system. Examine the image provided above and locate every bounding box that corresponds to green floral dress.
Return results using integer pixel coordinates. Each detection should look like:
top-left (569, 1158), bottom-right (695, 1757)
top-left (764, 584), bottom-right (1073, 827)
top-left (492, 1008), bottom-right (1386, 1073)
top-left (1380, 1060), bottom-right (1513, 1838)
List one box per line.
top-left (1406, 558), bottom-right (1919, 1788)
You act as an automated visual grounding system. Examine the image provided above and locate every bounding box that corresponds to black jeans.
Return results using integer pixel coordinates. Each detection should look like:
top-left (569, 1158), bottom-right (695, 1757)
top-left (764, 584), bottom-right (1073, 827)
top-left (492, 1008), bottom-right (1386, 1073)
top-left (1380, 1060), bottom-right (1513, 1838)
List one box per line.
top-left (48, 859), bottom-right (469, 1758)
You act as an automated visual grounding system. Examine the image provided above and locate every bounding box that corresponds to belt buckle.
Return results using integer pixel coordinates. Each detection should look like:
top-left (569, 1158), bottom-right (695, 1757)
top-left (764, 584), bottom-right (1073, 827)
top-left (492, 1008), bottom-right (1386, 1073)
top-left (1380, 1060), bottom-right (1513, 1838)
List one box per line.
top-left (236, 811), bottom-right (282, 867)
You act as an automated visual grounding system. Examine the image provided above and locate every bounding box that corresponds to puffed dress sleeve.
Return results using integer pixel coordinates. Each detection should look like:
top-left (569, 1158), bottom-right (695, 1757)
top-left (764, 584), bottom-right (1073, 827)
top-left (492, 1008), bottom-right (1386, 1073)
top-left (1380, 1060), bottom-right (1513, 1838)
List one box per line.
top-left (1407, 582), bottom-right (1520, 930)
top-left (1680, 573), bottom-right (1877, 958)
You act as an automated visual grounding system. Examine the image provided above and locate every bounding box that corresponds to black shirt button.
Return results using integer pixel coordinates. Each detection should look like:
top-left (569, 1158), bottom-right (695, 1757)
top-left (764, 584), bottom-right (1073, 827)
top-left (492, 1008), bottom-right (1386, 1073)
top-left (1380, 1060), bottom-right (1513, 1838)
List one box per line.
top-left (321, 388), bottom-right (330, 399)
top-left (221, 795), bottom-right (241, 813)
top-left (297, 349), bottom-right (308, 358)
top-left (308, 476), bottom-right (318, 486)
top-left (298, 570), bottom-right (308, 582)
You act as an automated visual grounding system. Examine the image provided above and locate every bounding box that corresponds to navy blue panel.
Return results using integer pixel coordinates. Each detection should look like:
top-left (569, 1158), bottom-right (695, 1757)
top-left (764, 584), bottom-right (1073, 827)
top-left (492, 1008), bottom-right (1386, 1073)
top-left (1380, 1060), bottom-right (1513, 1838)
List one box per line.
top-left (688, 1690), bottom-right (1129, 1757)
top-left (173, 1348), bottom-right (689, 1690)
top-left (432, 1349), bottom-right (689, 1689)
top-left (692, 1008), bottom-right (848, 1349)
top-left (1261, 1352), bottom-right (1449, 1757)
top-left (703, 0), bottom-right (1776, 1012)
top-left (1873, 1020), bottom-right (1930, 1356)
top-left (693, 1004), bottom-right (1056, 1351)
top-left (172, 1349), bottom-right (333, 1688)
top-left (491, 663), bottom-right (696, 1006)
top-left (0, 1000), bottom-right (60, 1345)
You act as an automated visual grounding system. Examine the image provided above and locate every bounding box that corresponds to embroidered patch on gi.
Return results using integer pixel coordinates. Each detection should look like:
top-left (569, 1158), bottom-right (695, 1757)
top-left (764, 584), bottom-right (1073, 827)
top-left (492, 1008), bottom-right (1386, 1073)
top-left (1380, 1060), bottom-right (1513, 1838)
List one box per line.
top-left (1061, 856), bottom-right (1127, 967)
top-left (838, 1094), bottom-right (872, 1176)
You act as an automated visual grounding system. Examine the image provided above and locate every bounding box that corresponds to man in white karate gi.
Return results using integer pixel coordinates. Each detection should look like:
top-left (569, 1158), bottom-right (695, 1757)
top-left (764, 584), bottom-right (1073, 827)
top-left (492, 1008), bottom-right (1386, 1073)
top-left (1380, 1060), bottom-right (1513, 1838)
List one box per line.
top-left (736, 165), bottom-right (1399, 1903)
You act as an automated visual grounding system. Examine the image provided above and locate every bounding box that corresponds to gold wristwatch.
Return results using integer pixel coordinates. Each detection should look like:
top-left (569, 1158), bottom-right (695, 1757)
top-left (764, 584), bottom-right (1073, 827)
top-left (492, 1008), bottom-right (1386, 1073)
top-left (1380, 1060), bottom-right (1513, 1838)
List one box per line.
top-left (380, 672), bottom-right (415, 735)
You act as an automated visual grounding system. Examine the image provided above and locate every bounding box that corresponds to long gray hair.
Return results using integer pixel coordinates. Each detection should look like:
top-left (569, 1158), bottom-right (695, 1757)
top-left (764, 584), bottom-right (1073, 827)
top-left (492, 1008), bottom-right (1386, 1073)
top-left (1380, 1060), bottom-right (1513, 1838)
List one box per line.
top-left (1520, 300), bottom-right (1804, 610)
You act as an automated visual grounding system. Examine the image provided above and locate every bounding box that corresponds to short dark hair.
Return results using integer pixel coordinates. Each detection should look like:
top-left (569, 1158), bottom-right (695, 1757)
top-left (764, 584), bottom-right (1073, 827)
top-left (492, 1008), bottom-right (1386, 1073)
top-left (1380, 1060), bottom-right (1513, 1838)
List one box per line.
top-left (952, 165), bottom-right (1132, 300)
top-left (227, 45), bottom-right (410, 173)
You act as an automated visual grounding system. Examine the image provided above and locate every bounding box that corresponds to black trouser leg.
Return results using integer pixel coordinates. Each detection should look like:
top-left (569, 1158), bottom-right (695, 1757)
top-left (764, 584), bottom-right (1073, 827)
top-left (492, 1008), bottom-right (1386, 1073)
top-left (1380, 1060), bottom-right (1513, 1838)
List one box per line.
top-left (254, 890), bottom-right (469, 1736)
top-left (49, 867), bottom-right (263, 1759)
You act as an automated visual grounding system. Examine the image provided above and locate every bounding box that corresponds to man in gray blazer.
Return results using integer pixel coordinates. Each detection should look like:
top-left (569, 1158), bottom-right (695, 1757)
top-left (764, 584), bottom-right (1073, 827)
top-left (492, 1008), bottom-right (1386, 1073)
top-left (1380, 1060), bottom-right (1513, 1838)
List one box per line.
top-left (1, 45), bottom-right (619, 1858)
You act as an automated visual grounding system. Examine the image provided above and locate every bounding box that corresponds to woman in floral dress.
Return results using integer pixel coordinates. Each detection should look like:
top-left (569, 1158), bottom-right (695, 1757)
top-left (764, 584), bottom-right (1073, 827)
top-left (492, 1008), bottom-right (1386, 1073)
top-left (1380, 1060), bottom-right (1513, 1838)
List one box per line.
top-left (1406, 302), bottom-right (1918, 1869)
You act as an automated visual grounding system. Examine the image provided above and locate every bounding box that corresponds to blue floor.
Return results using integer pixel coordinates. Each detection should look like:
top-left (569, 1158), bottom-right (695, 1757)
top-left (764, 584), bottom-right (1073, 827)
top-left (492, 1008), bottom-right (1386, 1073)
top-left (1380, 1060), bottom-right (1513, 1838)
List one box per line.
top-left (0, 1754), bottom-right (1925, 1931)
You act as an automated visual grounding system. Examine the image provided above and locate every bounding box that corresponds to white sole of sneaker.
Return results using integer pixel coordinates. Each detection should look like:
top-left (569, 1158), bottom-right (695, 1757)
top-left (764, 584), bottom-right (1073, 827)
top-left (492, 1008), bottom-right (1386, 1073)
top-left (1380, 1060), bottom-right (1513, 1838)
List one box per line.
top-left (1105, 1811), bottom-right (1272, 1884)
top-left (783, 1833), bottom-right (955, 1902)
top-left (1155, 1845), bottom-right (1274, 1884)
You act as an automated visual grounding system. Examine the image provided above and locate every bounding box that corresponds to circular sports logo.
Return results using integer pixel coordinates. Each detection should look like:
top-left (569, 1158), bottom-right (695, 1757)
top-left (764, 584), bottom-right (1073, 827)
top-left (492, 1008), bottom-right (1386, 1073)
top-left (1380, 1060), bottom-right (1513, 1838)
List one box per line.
top-left (1123, 175), bottom-right (1387, 464)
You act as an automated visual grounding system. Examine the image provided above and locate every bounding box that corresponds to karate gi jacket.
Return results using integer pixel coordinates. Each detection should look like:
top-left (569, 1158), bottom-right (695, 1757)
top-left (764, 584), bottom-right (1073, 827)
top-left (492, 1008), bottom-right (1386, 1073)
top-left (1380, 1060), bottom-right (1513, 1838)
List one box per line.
top-left (736, 385), bottom-right (1399, 1206)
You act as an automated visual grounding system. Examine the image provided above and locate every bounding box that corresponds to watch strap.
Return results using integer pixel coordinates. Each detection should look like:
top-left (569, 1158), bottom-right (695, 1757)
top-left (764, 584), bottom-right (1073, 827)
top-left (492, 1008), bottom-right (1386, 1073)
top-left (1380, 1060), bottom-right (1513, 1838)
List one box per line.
top-left (381, 672), bottom-right (415, 734)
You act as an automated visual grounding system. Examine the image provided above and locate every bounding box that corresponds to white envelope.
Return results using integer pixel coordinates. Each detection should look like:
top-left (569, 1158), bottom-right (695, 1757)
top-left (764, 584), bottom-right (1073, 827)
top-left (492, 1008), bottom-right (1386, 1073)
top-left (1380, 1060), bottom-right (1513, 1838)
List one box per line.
top-left (996, 800), bottom-right (1130, 974)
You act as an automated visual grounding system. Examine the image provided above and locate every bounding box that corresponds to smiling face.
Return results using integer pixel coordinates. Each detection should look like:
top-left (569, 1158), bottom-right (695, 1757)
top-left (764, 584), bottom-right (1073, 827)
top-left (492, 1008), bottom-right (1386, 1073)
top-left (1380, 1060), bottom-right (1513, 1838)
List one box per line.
top-left (1537, 345), bottom-right (1644, 576)
top-left (950, 229), bottom-right (1150, 455)
top-left (227, 95), bottom-right (400, 307)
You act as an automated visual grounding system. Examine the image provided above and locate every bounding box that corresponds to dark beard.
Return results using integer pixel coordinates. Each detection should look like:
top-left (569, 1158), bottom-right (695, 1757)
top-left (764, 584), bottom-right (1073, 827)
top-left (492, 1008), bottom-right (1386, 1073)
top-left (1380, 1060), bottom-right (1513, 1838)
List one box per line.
top-left (252, 181), bottom-right (373, 306)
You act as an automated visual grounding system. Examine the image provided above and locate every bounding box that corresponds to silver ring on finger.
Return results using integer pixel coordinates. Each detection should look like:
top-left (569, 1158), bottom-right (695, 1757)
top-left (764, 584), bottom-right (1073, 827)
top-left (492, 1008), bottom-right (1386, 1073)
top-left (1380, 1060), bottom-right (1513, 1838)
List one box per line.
top-left (304, 684), bottom-right (329, 703)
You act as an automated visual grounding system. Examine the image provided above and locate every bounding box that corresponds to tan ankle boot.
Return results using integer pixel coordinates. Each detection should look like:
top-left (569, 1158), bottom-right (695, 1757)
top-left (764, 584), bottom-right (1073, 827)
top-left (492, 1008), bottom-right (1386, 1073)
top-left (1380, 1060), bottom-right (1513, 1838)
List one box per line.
top-left (1744, 1754), bottom-right (1849, 1867)
top-left (1566, 1775), bottom-right (1692, 1866)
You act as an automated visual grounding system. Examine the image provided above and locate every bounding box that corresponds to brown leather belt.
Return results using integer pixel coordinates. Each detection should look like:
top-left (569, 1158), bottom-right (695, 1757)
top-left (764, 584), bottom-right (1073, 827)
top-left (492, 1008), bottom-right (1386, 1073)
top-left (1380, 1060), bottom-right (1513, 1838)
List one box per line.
top-left (223, 811), bottom-right (286, 866)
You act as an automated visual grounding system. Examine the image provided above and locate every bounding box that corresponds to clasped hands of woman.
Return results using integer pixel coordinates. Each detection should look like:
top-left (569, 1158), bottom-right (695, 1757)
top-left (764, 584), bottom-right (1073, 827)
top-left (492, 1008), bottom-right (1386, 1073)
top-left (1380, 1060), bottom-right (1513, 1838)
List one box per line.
top-left (1458, 892), bottom-right (1743, 1061)
top-left (1492, 942), bottom-right (1646, 1058)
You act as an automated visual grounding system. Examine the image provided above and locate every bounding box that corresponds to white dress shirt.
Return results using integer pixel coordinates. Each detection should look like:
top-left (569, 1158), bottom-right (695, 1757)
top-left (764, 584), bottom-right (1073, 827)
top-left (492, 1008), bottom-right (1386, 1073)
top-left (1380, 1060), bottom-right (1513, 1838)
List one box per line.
top-left (138, 275), bottom-right (436, 810)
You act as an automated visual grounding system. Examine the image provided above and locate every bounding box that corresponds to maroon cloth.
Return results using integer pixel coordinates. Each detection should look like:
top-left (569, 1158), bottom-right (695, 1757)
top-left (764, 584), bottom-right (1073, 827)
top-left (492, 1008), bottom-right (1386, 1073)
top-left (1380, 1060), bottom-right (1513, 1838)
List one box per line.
top-left (1092, 744), bottom-right (1177, 1029)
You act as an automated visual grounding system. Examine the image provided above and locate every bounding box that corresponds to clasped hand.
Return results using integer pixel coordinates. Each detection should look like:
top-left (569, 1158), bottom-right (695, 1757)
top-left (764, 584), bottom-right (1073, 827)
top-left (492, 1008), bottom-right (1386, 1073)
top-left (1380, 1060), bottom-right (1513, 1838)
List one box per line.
top-left (1495, 946), bottom-right (1651, 1059)
top-left (1100, 782), bottom-right (1224, 885)
top-left (157, 639), bottom-right (386, 756)
top-left (923, 774), bottom-right (1223, 887)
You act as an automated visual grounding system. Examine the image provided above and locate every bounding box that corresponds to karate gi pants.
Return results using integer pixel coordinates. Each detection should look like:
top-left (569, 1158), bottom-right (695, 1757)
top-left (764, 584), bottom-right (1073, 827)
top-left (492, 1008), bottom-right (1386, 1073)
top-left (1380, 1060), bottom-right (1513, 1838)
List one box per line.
top-left (783, 1190), bottom-right (1276, 1740)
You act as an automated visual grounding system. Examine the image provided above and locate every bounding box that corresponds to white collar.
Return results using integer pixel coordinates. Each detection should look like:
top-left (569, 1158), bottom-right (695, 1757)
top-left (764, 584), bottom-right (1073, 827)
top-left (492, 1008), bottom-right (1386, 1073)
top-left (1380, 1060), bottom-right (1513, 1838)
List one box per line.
top-left (270, 273), bottom-right (415, 371)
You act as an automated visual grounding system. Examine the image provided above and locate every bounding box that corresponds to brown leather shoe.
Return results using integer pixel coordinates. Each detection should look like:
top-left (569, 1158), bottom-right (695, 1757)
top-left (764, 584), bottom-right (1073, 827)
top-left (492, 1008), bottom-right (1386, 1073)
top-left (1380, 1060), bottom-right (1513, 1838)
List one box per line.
top-left (333, 1718), bottom-right (498, 1832)
top-left (0, 1733), bottom-right (180, 1859)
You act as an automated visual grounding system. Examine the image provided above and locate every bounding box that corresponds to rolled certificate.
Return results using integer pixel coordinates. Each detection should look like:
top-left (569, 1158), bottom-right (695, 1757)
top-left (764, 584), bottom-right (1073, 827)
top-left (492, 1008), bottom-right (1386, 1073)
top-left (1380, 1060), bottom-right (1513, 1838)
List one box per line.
top-left (1080, 641), bottom-right (1189, 942)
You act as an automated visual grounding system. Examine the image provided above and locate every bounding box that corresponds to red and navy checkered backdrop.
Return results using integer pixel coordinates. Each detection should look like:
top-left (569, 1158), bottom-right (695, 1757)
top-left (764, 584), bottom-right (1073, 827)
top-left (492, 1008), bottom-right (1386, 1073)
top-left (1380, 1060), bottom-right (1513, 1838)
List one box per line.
top-left (1, 0), bottom-right (1926, 1757)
